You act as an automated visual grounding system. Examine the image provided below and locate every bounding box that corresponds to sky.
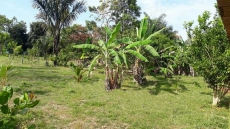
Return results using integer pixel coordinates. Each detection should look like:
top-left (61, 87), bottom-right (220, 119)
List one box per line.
top-left (0, 0), bottom-right (217, 40)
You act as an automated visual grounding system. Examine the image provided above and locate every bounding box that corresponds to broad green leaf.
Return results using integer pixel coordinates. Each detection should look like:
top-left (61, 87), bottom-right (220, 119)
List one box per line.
top-left (0, 91), bottom-right (10, 105)
top-left (108, 22), bottom-right (121, 45)
top-left (119, 37), bottom-right (131, 44)
top-left (114, 56), bottom-right (121, 65)
top-left (146, 28), bottom-right (164, 40)
top-left (104, 26), bottom-right (112, 36)
top-left (138, 17), bottom-right (148, 39)
top-left (1, 105), bottom-right (9, 114)
top-left (126, 40), bottom-right (152, 49)
top-left (144, 23), bottom-right (156, 39)
top-left (98, 40), bottom-right (106, 50)
top-left (110, 49), bottom-right (121, 65)
top-left (126, 50), bottom-right (148, 62)
top-left (24, 93), bottom-right (29, 101)
top-left (26, 100), bottom-right (40, 108)
top-left (88, 55), bottom-right (101, 76)
top-left (73, 44), bottom-right (99, 50)
top-left (143, 45), bottom-right (159, 57)
top-left (107, 42), bottom-right (117, 49)
top-left (0, 120), bottom-right (3, 126)
top-left (13, 98), bottom-right (20, 106)
top-left (121, 50), bottom-right (128, 68)
top-left (85, 38), bottom-right (92, 44)
top-left (3, 86), bottom-right (13, 99)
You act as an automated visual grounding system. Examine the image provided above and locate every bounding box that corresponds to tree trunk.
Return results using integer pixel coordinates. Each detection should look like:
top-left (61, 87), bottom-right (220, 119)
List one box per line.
top-left (105, 65), bottom-right (110, 91)
top-left (105, 65), bottom-right (122, 91)
top-left (133, 59), bottom-right (145, 85)
top-left (21, 55), bottom-right (23, 64)
top-left (212, 90), bottom-right (220, 106)
top-left (189, 65), bottom-right (195, 77)
top-left (53, 31), bottom-right (60, 66)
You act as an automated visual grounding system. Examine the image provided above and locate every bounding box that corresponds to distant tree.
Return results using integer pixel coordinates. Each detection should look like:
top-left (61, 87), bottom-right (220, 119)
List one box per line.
top-left (0, 14), bottom-right (12, 32)
top-left (184, 11), bottom-right (230, 106)
top-left (8, 20), bottom-right (28, 51)
top-left (32, 0), bottom-right (87, 65)
top-left (89, 0), bottom-right (141, 38)
top-left (28, 21), bottom-right (47, 49)
top-left (69, 24), bottom-right (91, 44)
top-left (0, 32), bottom-right (11, 54)
top-left (57, 24), bottom-right (92, 66)
top-left (85, 20), bottom-right (106, 44)
top-left (110, 0), bottom-right (141, 37)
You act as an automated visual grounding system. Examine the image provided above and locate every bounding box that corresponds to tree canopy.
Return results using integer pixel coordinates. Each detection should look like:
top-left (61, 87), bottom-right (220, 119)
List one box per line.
top-left (32, 0), bottom-right (87, 62)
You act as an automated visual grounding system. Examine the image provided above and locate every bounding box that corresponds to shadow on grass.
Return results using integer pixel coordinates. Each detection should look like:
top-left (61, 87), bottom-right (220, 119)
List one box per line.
top-left (122, 85), bottom-right (142, 91)
top-left (218, 96), bottom-right (230, 109)
top-left (148, 85), bottom-right (178, 95)
top-left (122, 76), bottom-right (189, 95)
top-left (200, 92), bottom-right (212, 96)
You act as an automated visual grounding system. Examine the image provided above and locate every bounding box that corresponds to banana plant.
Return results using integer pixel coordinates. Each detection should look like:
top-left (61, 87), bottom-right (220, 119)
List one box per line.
top-left (73, 22), bottom-right (124, 90)
top-left (125, 17), bottom-right (162, 85)
top-left (70, 62), bottom-right (85, 82)
top-left (73, 22), bottom-right (148, 90)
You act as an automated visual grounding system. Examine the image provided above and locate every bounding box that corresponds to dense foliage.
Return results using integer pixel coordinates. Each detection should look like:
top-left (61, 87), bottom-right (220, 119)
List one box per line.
top-left (184, 11), bottom-right (230, 105)
top-left (32, 0), bottom-right (87, 65)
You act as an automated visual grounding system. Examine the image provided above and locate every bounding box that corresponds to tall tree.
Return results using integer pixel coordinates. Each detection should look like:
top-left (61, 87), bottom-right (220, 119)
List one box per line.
top-left (0, 14), bottom-right (12, 32)
top-left (32, 0), bottom-right (87, 65)
top-left (0, 32), bottom-right (11, 54)
top-left (28, 21), bottom-right (47, 49)
top-left (57, 24), bottom-right (92, 66)
top-left (184, 11), bottom-right (230, 106)
top-left (8, 20), bottom-right (28, 51)
top-left (110, 0), bottom-right (141, 36)
top-left (89, 0), bottom-right (141, 37)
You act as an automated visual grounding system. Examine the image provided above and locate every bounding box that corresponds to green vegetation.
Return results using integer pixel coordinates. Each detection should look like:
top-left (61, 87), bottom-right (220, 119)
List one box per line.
top-left (0, 63), bottom-right (39, 128)
top-left (185, 11), bottom-right (230, 105)
top-left (0, 1), bottom-right (230, 128)
top-left (0, 56), bottom-right (229, 128)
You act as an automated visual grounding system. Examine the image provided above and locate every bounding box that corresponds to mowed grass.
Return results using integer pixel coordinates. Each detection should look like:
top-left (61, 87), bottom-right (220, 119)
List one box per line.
top-left (0, 55), bottom-right (229, 129)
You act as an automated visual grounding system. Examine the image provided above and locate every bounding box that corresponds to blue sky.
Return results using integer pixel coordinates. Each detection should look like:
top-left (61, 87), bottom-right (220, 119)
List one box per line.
top-left (0, 0), bottom-right (216, 39)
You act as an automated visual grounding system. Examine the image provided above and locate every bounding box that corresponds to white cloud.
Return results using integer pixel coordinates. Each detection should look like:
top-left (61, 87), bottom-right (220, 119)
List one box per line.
top-left (138, 0), bottom-right (216, 39)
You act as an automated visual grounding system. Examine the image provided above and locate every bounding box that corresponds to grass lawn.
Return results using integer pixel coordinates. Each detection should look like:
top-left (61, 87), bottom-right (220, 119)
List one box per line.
top-left (0, 55), bottom-right (229, 129)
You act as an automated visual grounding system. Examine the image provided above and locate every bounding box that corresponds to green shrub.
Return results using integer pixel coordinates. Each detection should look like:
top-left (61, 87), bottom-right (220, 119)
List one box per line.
top-left (0, 64), bottom-right (39, 127)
